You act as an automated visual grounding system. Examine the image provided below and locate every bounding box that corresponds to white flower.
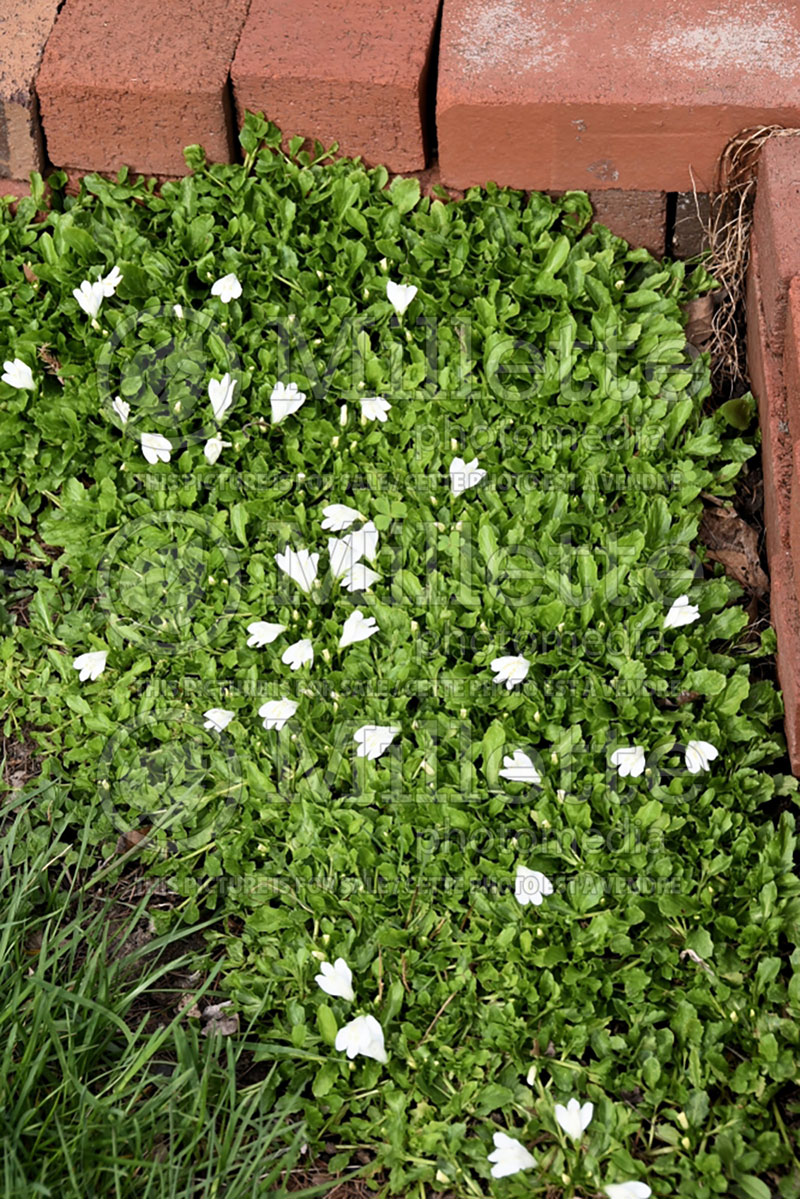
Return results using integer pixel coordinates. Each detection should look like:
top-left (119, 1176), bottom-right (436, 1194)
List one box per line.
top-left (605, 1184), bottom-right (652, 1199)
top-left (173, 303), bottom-right (184, 319)
top-left (499, 751), bottom-right (541, 784)
top-left (315, 957), bottom-right (355, 1001)
top-left (211, 273), bottom-right (242, 303)
top-left (340, 563), bottom-right (380, 592)
top-left (491, 655), bottom-right (530, 690)
top-left (515, 865), bottom-right (554, 907)
top-left (340, 609), bottom-right (379, 649)
top-left (204, 436), bottom-right (231, 465)
top-left (450, 456), bottom-right (487, 496)
top-left (348, 520), bottom-right (379, 562)
top-left (275, 547), bottom-right (319, 593)
top-left (554, 1097), bottom-right (594, 1142)
top-left (140, 433), bottom-right (172, 464)
top-left (111, 396), bottom-right (130, 424)
top-left (73, 279), bottom-right (105, 318)
top-left (487, 1132), bottom-right (536, 1179)
top-left (664, 594), bottom-right (700, 629)
top-left (246, 621), bottom-right (286, 647)
top-left (328, 535), bottom-right (361, 579)
top-left (72, 650), bottom-right (107, 682)
top-left (340, 403), bottom-right (348, 426)
top-left (386, 279), bottom-right (418, 316)
top-left (321, 503), bottom-right (366, 532)
top-left (282, 638), bottom-right (314, 671)
top-left (334, 1014), bottom-right (387, 1063)
top-left (203, 708), bottom-right (234, 732)
top-left (359, 396), bottom-right (392, 423)
top-left (208, 373), bottom-right (236, 422)
top-left (610, 746), bottom-right (646, 778)
top-left (258, 697), bottom-right (298, 731)
top-left (98, 264), bottom-right (122, 297)
top-left (2, 358), bottom-right (34, 390)
top-left (354, 725), bottom-right (400, 760)
top-left (685, 739), bottom-right (719, 774)
top-left (271, 381), bottom-right (306, 423)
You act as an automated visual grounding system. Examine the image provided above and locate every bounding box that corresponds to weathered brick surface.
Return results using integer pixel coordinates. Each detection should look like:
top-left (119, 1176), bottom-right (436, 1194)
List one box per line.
top-left (783, 278), bottom-right (800, 448)
top-left (751, 135), bottom-right (800, 354)
top-left (588, 190), bottom-right (666, 257)
top-left (0, 0), bottom-right (62, 179)
top-left (232, 0), bottom-right (440, 173)
top-left (437, 0), bottom-right (800, 192)
top-left (37, 0), bottom-right (250, 177)
top-left (746, 244), bottom-right (800, 772)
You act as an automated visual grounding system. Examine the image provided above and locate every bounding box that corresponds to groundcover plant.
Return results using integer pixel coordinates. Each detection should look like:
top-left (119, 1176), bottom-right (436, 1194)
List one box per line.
top-left (2, 114), bottom-right (799, 1197)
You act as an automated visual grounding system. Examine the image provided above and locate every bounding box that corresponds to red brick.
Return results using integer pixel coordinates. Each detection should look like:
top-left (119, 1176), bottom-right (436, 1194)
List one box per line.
top-left (588, 190), bottom-right (666, 257)
top-left (437, 0), bottom-right (800, 192)
top-left (672, 192), bottom-right (711, 260)
top-left (0, 178), bottom-right (31, 200)
top-left (746, 244), bottom-right (800, 772)
top-left (0, 0), bottom-right (62, 179)
top-left (231, 0), bottom-right (440, 174)
top-left (751, 134), bottom-right (800, 355)
top-left (784, 278), bottom-right (800, 447)
top-left (791, 446), bottom-right (800, 605)
top-left (37, 0), bottom-right (250, 177)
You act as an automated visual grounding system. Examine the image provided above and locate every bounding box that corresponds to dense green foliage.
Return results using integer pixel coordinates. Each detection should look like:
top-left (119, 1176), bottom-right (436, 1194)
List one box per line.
top-left (2, 115), bottom-right (799, 1196)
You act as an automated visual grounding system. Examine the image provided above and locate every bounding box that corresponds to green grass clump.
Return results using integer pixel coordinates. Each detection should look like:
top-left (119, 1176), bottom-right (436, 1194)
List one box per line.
top-left (0, 806), bottom-right (312, 1198)
top-left (1, 114), bottom-right (799, 1196)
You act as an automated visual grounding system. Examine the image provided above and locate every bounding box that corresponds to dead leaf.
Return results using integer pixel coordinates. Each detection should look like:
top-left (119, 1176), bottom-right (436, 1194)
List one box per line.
top-left (177, 994), bottom-right (202, 1019)
top-left (201, 1001), bottom-right (239, 1037)
top-left (699, 506), bottom-right (768, 597)
top-left (116, 828), bottom-right (148, 854)
top-left (683, 293), bottom-right (714, 347)
top-left (38, 343), bottom-right (65, 385)
top-left (22, 262), bottom-right (38, 284)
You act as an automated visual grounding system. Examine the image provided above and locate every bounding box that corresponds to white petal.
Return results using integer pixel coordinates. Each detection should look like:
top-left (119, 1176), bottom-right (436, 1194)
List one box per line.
top-left (275, 548), bottom-right (319, 593)
top-left (281, 638), bottom-right (314, 671)
top-left (271, 381), bottom-right (306, 423)
top-left (354, 725), bottom-right (400, 760)
top-left (211, 273), bottom-right (242, 303)
top-left (386, 279), bottom-right (418, 315)
top-left (664, 595), bottom-right (700, 629)
top-left (339, 609), bottom-right (379, 649)
top-left (2, 358), bottom-right (34, 390)
top-left (111, 397), bottom-right (130, 425)
top-left (204, 436), bottom-right (231, 465)
top-left (359, 397), bottom-right (391, 423)
top-left (321, 503), bottom-right (365, 532)
top-left (141, 433), bottom-right (172, 464)
top-left (606, 1183), bottom-right (652, 1199)
top-left (98, 264), bottom-right (123, 297)
top-left (258, 697), bottom-right (298, 730)
top-left (246, 621), bottom-right (286, 648)
top-left (208, 373), bottom-right (235, 422)
top-left (328, 535), bottom-right (362, 579)
top-left (515, 865), bottom-right (553, 906)
top-left (72, 650), bottom-right (107, 682)
top-left (203, 708), bottom-right (234, 732)
top-left (315, 957), bottom-right (355, 1001)
top-left (340, 563), bottom-right (380, 592)
top-left (450, 456), bottom-right (487, 496)
top-left (499, 751), bottom-right (541, 784)
top-left (610, 746), bottom-right (646, 778)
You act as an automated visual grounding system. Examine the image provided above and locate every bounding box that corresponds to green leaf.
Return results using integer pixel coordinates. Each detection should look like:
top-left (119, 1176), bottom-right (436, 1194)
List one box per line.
top-left (316, 1004), bottom-right (338, 1046)
top-left (388, 177), bottom-right (420, 215)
